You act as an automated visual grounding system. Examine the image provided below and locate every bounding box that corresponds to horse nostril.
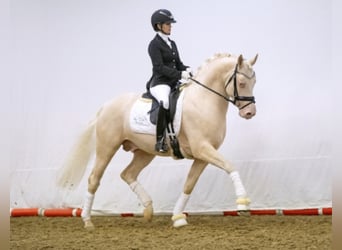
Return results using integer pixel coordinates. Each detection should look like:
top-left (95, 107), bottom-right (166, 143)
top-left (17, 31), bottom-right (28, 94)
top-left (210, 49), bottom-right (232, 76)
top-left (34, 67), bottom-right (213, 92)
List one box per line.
top-left (246, 112), bottom-right (252, 117)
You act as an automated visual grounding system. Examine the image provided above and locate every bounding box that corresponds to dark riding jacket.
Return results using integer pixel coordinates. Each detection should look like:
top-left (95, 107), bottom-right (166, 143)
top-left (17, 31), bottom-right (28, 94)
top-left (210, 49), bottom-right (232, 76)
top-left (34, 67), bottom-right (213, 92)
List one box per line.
top-left (147, 34), bottom-right (188, 89)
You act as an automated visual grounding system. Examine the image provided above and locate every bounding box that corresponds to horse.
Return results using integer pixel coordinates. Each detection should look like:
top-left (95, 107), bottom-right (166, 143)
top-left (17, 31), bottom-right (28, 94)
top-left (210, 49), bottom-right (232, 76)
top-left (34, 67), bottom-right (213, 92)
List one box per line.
top-left (57, 53), bottom-right (258, 229)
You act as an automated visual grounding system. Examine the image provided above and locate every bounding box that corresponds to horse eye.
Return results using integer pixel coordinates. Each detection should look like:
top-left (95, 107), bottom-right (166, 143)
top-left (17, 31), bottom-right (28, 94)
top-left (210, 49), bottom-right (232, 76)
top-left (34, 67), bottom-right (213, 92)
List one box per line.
top-left (239, 82), bottom-right (246, 88)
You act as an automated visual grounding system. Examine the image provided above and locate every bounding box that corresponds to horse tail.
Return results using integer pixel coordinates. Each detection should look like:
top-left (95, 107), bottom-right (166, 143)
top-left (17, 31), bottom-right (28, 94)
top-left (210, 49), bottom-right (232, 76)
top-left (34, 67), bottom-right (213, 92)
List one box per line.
top-left (56, 108), bottom-right (102, 190)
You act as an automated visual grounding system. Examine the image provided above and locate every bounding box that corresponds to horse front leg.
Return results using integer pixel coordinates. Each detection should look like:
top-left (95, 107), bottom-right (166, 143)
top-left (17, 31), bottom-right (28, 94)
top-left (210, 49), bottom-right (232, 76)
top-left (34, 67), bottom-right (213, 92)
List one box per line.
top-left (172, 160), bottom-right (207, 228)
top-left (194, 144), bottom-right (251, 212)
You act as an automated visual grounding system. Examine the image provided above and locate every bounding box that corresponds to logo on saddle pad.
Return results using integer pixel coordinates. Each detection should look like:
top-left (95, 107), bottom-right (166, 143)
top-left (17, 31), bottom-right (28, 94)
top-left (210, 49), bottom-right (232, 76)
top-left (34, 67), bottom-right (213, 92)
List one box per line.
top-left (129, 90), bottom-right (184, 135)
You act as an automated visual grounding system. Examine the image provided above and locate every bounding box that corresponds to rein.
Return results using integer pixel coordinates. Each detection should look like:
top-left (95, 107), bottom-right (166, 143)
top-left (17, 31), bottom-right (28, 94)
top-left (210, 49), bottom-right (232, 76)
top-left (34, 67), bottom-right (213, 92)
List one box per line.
top-left (189, 64), bottom-right (256, 110)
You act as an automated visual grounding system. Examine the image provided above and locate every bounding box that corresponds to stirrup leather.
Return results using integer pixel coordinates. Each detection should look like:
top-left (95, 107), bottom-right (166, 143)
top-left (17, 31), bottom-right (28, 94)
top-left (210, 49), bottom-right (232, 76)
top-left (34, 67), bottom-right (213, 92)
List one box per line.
top-left (155, 139), bottom-right (168, 153)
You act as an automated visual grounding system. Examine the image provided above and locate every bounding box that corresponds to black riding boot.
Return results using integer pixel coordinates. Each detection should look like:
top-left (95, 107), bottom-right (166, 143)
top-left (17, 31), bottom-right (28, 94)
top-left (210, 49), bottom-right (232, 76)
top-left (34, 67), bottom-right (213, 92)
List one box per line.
top-left (155, 102), bottom-right (169, 153)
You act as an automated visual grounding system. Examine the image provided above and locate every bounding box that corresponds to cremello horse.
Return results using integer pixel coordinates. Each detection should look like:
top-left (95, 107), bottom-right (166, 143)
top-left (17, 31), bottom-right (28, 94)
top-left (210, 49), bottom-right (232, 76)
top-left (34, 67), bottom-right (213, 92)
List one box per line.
top-left (57, 53), bottom-right (258, 229)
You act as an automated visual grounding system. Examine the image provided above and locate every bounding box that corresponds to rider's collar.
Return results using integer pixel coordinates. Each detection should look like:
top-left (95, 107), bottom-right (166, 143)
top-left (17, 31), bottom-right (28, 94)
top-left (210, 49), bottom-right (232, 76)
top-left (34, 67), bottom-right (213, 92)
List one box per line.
top-left (157, 32), bottom-right (171, 47)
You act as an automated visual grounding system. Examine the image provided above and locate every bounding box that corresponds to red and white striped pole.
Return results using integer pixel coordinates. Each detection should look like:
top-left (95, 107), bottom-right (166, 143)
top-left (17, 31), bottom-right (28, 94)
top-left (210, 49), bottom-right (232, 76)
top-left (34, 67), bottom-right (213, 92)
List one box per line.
top-left (10, 207), bottom-right (332, 217)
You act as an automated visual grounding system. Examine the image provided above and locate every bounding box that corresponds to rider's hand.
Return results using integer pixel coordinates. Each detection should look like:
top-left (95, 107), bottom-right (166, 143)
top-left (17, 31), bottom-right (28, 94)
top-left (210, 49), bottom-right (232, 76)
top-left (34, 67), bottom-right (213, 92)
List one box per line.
top-left (181, 71), bottom-right (191, 81)
top-left (186, 67), bottom-right (193, 77)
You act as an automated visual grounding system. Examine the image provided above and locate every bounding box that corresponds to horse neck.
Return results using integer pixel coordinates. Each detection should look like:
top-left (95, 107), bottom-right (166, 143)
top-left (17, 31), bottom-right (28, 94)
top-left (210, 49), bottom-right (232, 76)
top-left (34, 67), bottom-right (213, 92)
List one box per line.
top-left (187, 58), bottom-right (235, 114)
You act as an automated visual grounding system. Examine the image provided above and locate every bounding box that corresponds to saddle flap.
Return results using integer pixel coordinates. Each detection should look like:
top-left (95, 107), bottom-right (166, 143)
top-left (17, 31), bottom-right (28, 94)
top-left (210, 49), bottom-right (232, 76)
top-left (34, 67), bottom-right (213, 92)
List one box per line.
top-left (129, 88), bottom-right (185, 136)
top-left (142, 85), bottom-right (183, 125)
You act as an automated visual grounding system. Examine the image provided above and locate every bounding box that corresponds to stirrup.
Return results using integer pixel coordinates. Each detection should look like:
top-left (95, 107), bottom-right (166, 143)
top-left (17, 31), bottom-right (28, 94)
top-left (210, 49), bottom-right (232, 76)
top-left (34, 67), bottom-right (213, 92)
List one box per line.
top-left (155, 141), bottom-right (168, 153)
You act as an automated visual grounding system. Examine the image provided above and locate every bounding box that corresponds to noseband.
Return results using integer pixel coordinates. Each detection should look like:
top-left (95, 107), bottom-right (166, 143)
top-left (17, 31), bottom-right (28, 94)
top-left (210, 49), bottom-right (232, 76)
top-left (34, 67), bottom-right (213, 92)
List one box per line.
top-left (189, 63), bottom-right (256, 110)
top-left (225, 64), bottom-right (256, 110)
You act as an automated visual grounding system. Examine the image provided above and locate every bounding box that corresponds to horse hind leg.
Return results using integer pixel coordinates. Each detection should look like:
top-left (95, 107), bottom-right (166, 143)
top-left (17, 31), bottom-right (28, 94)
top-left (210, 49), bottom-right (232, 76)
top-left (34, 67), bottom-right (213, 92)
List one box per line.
top-left (120, 149), bottom-right (155, 222)
top-left (81, 144), bottom-right (120, 229)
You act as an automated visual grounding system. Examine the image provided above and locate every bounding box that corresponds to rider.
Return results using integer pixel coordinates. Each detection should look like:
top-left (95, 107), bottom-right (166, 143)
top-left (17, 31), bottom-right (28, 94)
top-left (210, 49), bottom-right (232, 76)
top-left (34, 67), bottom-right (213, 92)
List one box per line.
top-left (148, 9), bottom-right (192, 153)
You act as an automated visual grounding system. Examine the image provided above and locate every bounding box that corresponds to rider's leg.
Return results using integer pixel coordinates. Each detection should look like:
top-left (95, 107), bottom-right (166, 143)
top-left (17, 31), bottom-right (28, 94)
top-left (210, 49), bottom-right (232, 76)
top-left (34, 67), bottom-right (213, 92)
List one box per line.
top-left (150, 84), bottom-right (171, 153)
top-left (155, 103), bottom-right (168, 152)
top-left (150, 84), bottom-right (171, 109)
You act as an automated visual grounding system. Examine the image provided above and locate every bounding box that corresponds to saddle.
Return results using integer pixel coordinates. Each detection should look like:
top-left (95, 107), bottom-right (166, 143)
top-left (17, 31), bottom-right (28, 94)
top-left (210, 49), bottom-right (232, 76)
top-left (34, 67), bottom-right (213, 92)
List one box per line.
top-left (142, 84), bottom-right (184, 159)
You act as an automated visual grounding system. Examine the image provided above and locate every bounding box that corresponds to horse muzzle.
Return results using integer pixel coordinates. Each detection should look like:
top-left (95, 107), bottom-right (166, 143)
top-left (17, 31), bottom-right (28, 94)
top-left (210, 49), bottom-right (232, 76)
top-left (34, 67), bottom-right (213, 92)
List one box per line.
top-left (239, 103), bottom-right (256, 119)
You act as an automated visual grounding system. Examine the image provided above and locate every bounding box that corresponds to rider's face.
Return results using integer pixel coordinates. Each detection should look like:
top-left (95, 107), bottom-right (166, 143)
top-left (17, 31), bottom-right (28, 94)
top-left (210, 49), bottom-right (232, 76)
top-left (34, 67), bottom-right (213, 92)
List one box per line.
top-left (160, 22), bottom-right (172, 35)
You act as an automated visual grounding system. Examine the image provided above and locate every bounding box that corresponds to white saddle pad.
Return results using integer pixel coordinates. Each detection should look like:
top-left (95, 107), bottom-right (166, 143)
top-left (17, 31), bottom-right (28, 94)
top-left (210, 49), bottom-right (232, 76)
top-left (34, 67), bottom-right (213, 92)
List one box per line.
top-left (129, 90), bottom-right (184, 135)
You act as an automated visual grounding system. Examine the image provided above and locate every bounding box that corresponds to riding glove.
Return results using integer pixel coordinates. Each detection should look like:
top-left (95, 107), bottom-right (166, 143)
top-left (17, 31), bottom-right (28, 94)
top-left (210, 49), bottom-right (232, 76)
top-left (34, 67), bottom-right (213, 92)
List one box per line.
top-left (181, 71), bottom-right (191, 81)
top-left (186, 67), bottom-right (193, 77)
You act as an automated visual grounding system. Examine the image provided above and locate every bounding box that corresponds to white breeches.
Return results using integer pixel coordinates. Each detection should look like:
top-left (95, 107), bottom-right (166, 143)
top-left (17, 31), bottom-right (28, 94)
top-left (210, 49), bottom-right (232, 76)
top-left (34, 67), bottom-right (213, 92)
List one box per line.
top-left (150, 84), bottom-right (171, 109)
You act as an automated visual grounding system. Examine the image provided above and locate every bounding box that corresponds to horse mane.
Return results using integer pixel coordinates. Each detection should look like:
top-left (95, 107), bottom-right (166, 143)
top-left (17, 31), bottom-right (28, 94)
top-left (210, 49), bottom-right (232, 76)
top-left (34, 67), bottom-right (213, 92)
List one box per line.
top-left (195, 52), bottom-right (234, 76)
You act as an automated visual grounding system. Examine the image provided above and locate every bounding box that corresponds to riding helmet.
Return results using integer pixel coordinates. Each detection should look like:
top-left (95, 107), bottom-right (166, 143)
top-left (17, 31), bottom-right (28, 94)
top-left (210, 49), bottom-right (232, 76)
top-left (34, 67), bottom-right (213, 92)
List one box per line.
top-left (151, 9), bottom-right (176, 31)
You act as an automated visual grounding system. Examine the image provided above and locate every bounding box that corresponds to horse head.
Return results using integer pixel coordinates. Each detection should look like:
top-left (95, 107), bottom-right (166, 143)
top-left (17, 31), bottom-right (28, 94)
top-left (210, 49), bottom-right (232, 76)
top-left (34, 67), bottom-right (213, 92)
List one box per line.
top-left (224, 54), bottom-right (258, 119)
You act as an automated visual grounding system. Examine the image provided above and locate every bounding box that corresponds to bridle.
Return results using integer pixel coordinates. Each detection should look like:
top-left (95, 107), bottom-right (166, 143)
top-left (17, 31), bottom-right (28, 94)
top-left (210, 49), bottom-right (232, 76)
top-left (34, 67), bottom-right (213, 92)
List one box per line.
top-left (189, 63), bottom-right (256, 110)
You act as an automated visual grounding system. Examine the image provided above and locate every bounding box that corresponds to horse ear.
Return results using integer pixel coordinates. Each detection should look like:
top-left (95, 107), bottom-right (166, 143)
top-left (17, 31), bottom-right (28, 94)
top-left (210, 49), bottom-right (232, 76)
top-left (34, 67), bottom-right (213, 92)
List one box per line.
top-left (237, 54), bottom-right (244, 68)
top-left (249, 54), bottom-right (258, 66)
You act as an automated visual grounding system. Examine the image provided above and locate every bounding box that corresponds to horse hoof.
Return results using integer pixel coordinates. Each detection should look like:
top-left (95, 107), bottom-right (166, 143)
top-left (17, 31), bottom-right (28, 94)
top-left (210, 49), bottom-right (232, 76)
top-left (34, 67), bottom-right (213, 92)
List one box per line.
top-left (237, 204), bottom-right (249, 211)
top-left (84, 220), bottom-right (95, 230)
top-left (237, 210), bottom-right (251, 216)
top-left (236, 197), bottom-right (251, 211)
top-left (172, 214), bottom-right (188, 228)
top-left (143, 204), bottom-right (154, 222)
top-left (173, 218), bottom-right (188, 228)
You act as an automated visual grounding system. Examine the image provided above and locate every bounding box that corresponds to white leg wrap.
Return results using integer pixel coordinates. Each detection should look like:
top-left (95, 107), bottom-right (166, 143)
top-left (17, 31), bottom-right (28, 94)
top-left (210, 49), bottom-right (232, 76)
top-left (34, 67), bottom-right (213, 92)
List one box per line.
top-left (173, 193), bottom-right (190, 215)
top-left (230, 171), bottom-right (247, 198)
top-left (129, 181), bottom-right (152, 207)
top-left (230, 171), bottom-right (251, 210)
top-left (172, 193), bottom-right (190, 228)
top-left (81, 191), bottom-right (94, 221)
